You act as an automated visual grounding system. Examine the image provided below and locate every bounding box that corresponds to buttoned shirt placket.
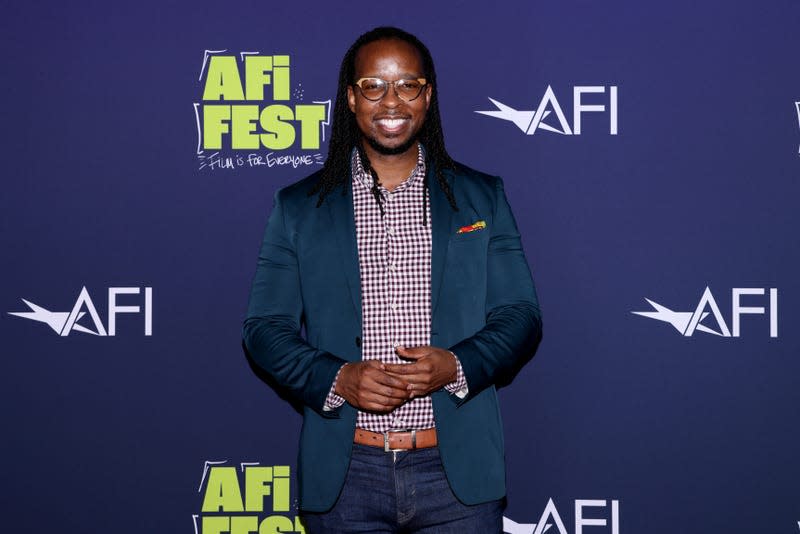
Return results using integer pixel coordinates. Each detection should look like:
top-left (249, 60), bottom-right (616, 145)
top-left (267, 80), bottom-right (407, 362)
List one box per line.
top-left (353, 146), bottom-right (433, 432)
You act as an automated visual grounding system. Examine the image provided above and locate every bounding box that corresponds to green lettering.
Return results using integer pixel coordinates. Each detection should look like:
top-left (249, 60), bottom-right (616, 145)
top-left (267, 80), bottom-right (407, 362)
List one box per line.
top-left (231, 105), bottom-right (260, 149)
top-left (259, 105), bottom-right (295, 150)
top-left (259, 516), bottom-right (294, 534)
top-left (202, 516), bottom-right (230, 534)
top-left (203, 105), bottom-right (231, 149)
top-left (294, 105), bottom-right (325, 149)
top-left (231, 516), bottom-right (259, 534)
top-left (203, 56), bottom-right (245, 100)
top-left (201, 467), bottom-right (244, 512)
top-left (272, 466), bottom-right (290, 512)
top-left (272, 56), bottom-right (290, 101)
top-left (245, 56), bottom-right (273, 101)
top-left (244, 467), bottom-right (273, 512)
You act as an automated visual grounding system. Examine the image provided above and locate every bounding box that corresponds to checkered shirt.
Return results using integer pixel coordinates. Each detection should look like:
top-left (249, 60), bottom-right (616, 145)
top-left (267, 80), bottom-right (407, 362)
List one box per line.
top-left (324, 144), bottom-right (466, 432)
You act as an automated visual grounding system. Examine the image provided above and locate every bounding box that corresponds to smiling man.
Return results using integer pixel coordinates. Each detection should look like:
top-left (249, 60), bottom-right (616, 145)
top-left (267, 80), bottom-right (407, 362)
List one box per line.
top-left (244, 26), bottom-right (542, 533)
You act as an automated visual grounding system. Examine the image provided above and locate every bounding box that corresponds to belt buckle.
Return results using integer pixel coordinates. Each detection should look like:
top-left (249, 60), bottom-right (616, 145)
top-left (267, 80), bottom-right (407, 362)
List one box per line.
top-left (383, 428), bottom-right (416, 452)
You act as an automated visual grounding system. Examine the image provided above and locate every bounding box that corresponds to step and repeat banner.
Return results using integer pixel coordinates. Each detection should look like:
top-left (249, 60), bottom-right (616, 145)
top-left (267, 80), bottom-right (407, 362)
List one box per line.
top-left (2, 1), bottom-right (798, 533)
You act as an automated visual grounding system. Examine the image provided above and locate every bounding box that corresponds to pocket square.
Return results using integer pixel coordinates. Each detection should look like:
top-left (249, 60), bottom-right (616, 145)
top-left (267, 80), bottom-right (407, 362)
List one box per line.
top-left (456, 220), bottom-right (486, 234)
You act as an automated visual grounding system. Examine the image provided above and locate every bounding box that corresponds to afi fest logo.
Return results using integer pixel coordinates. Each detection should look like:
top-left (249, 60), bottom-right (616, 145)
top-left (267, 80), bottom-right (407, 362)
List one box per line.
top-left (632, 287), bottom-right (778, 338)
top-left (193, 460), bottom-right (304, 534)
top-left (8, 286), bottom-right (153, 336)
top-left (503, 498), bottom-right (620, 534)
top-left (194, 50), bottom-right (331, 171)
top-left (476, 85), bottom-right (618, 135)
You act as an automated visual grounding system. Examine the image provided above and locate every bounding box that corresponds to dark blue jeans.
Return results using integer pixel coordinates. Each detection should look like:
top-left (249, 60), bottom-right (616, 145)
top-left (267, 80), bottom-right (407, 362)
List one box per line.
top-left (301, 444), bottom-right (503, 533)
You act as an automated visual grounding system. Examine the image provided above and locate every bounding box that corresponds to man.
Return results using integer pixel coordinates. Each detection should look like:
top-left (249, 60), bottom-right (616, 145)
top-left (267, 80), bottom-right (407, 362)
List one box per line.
top-left (244, 26), bottom-right (542, 532)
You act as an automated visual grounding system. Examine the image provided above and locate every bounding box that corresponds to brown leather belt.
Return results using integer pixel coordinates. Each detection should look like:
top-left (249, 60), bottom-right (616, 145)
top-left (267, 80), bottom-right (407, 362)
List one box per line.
top-left (354, 427), bottom-right (438, 452)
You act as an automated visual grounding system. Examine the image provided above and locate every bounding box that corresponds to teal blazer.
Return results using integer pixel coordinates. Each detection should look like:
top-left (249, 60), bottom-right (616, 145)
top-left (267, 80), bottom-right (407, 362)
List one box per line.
top-left (243, 162), bottom-right (542, 512)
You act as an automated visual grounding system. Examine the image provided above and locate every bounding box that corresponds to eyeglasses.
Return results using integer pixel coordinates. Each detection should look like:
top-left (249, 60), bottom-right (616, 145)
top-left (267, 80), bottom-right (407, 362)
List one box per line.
top-left (353, 77), bottom-right (428, 102)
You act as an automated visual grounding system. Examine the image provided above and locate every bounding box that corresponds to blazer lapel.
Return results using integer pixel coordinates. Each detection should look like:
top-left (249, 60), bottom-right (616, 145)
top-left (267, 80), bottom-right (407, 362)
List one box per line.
top-left (327, 176), bottom-right (363, 326)
top-left (429, 164), bottom-right (454, 318)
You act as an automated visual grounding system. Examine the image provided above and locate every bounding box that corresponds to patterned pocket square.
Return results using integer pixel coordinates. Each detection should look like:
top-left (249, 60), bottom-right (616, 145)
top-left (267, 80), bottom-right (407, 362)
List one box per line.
top-left (456, 220), bottom-right (487, 234)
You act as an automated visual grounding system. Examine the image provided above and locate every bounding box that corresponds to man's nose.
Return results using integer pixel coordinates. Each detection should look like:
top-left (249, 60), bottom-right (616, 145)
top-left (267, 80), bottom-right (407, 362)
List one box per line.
top-left (381, 84), bottom-right (402, 107)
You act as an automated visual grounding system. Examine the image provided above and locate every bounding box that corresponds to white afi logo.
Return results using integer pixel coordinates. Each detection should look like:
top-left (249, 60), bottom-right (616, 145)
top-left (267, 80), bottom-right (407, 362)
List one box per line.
top-left (632, 287), bottom-right (777, 338)
top-left (795, 101), bottom-right (800, 154)
top-left (503, 498), bottom-right (620, 534)
top-left (476, 85), bottom-right (618, 135)
top-left (9, 286), bottom-right (153, 336)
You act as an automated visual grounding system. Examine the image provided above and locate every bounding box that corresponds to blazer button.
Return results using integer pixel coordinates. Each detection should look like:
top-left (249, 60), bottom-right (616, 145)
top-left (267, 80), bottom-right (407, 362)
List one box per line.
top-left (355, 336), bottom-right (362, 348)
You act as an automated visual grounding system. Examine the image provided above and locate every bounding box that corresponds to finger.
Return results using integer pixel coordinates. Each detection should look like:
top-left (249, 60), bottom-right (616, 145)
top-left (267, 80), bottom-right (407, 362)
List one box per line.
top-left (360, 379), bottom-right (410, 399)
top-left (359, 383), bottom-right (407, 402)
top-left (406, 381), bottom-right (436, 399)
top-left (361, 374), bottom-right (411, 398)
top-left (367, 368), bottom-right (410, 389)
top-left (377, 386), bottom-right (412, 401)
top-left (339, 364), bottom-right (407, 399)
top-left (363, 359), bottom-right (386, 370)
top-left (383, 362), bottom-right (420, 375)
top-left (362, 390), bottom-right (408, 406)
top-left (384, 371), bottom-right (430, 385)
top-left (395, 345), bottom-right (430, 360)
top-left (385, 359), bottom-right (434, 374)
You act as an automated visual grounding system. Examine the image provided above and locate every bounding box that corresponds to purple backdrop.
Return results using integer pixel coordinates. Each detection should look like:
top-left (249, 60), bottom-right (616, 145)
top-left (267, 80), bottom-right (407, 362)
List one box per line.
top-left (1, 1), bottom-right (798, 532)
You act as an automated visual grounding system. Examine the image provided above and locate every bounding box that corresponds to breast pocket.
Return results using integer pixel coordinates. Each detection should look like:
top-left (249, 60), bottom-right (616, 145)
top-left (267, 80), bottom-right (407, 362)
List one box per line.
top-left (446, 230), bottom-right (489, 289)
top-left (451, 229), bottom-right (488, 243)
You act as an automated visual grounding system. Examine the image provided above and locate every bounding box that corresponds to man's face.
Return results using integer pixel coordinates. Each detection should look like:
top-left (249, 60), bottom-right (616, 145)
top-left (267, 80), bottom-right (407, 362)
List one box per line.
top-left (347, 38), bottom-right (432, 156)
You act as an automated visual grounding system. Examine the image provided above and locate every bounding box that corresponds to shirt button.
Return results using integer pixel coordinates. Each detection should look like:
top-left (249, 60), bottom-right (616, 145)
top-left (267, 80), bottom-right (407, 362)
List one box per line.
top-left (390, 302), bottom-right (398, 311)
top-left (388, 263), bottom-right (397, 272)
top-left (386, 226), bottom-right (395, 235)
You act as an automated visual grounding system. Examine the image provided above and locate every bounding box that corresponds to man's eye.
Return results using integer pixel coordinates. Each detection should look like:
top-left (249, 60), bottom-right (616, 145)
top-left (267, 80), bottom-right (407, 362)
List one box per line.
top-left (362, 80), bottom-right (382, 91)
top-left (400, 81), bottom-right (420, 90)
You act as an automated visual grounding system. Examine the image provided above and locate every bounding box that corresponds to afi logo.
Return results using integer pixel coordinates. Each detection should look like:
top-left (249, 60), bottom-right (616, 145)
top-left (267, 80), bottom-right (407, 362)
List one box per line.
top-left (476, 85), bottom-right (618, 135)
top-left (193, 460), bottom-right (304, 534)
top-left (632, 287), bottom-right (777, 338)
top-left (504, 498), bottom-right (620, 534)
top-left (9, 286), bottom-right (153, 336)
top-left (795, 101), bottom-right (800, 154)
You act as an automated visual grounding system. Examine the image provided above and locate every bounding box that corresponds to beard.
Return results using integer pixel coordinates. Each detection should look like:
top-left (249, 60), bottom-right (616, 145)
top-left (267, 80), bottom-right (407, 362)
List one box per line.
top-left (364, 133), bottom-right (419, 156)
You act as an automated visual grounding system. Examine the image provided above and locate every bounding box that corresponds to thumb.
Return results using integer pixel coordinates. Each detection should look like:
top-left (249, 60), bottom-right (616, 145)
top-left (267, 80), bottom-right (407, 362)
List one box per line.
top-left (395, 345), bottom-right (428, 360)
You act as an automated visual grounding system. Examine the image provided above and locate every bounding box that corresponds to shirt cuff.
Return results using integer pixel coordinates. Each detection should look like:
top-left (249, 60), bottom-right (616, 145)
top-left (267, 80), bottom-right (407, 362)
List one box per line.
top-left (323, 363), bottom-right (347, 412)
top-left (443, 351), bottom-right (468, 399)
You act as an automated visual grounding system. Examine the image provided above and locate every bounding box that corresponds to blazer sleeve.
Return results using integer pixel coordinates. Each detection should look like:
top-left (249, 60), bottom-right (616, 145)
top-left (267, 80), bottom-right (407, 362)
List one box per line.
top-left (242, 189), bottom-right (347, 416)
top-left (448, 177), bottom-right (542, 401)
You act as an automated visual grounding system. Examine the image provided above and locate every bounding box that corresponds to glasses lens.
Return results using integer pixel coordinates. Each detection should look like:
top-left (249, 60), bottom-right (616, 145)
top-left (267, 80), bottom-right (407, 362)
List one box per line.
top-left (396, 80), bottom-right (423, 100)
top-left (359, 79), bottom-right (386, 100)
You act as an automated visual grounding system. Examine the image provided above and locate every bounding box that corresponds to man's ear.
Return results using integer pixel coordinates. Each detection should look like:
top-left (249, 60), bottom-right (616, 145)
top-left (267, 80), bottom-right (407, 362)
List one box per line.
top-left (347, 85), bottom-right (356, 113)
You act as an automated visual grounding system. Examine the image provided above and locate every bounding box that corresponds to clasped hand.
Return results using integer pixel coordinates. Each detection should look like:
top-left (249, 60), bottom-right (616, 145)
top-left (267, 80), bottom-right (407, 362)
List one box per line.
top-left (334, 345), bottom-right (457, 414)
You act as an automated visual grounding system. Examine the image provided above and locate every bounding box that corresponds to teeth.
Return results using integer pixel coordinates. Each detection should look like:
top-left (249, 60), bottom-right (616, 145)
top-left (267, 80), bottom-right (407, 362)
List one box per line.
top-left (377, 118), bottom-right (406, 128)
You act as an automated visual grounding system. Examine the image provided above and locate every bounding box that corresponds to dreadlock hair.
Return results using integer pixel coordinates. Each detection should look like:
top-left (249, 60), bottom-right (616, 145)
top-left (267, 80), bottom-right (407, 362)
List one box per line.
top-left (308, 26), bottom-right (458, 224)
